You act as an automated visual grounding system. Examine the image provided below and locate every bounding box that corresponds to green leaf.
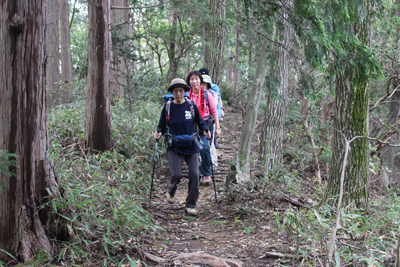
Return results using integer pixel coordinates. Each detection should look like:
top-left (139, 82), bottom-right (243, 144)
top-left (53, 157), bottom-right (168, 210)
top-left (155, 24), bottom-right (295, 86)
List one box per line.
top-left (127, 256), bottom-right (138, 267)
top-left (276, 211), bottom-right (280, 228)
top-left (0, 249), bottom-right (16, 260)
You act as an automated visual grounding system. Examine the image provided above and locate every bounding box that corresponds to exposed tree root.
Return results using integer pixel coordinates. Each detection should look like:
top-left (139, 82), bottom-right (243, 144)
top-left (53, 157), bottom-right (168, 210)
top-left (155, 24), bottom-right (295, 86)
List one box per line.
top-left (143, 251), bottom-right (244, 267)
top-left (173, 251), bottom-right (243, 267)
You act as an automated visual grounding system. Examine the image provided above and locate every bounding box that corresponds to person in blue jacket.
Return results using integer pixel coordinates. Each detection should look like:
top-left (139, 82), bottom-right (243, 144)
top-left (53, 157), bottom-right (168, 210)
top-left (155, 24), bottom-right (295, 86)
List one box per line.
top-left (154, 78), bottom-right (210, 216)
top-left (199, 68), bottom-right (225, 157)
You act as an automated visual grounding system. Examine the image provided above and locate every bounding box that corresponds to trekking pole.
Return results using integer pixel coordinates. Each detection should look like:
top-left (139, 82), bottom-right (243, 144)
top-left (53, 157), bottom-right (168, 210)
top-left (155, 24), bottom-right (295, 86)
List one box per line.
top-left (148, 138), bottom-right (159, 207)
top-left (208, 129), bottom-right (218, 203)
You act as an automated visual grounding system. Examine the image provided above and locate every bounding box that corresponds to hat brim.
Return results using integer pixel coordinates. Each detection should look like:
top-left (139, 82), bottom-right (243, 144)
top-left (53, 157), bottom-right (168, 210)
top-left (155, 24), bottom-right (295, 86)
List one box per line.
top-left (168, 83), bottom-right (190, 92)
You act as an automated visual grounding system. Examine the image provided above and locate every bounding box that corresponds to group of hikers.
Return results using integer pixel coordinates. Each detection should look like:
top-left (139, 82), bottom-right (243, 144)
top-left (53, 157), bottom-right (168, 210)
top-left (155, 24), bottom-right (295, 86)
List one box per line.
top-left (153, 68), bottom-right (225, 216)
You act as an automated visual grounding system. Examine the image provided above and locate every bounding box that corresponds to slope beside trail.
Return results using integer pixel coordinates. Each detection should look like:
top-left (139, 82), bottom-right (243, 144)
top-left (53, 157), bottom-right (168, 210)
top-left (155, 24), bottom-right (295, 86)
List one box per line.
top-left (141, 108), bottom-right (300, 267)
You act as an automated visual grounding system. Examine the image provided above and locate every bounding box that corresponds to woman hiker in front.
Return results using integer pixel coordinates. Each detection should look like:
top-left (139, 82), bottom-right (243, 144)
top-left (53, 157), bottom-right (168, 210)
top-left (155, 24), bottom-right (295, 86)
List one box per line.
top-left (154, 78), bottom-right (210, 216)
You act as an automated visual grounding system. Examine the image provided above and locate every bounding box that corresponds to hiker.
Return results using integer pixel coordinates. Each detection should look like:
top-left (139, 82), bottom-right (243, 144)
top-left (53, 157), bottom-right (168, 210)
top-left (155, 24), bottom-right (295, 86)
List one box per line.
top-left (154, 78), bottom-right (211, 216)
top-left (199, 67), bottom-right (224, 158)
top-left (187, 71), bottom-right (220, 184)
top-left (201, 74), bottom-right (219, 169)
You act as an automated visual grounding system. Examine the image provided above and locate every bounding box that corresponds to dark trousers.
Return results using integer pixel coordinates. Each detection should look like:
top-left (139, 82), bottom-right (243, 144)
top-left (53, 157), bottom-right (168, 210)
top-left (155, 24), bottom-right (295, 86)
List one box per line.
top-left (167, 151), bottom-right (199, 209)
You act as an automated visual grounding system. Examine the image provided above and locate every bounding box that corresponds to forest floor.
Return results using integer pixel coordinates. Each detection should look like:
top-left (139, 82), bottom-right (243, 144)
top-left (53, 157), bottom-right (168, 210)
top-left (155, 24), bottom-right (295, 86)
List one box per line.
top-left (138, 108), bottom-right (321, 267)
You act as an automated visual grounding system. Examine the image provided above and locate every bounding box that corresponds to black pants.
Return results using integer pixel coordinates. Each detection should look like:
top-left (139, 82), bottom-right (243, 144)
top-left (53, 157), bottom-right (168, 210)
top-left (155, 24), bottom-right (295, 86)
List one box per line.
top-left (167, 151), bottom-right (199, 209)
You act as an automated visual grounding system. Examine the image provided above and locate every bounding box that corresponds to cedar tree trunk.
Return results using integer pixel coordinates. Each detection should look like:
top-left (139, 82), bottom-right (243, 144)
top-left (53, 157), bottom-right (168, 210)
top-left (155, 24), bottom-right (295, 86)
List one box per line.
top-left (85, 0), bottom-right (112, 151)
top-left (0, 0), bottom-right (68, 262)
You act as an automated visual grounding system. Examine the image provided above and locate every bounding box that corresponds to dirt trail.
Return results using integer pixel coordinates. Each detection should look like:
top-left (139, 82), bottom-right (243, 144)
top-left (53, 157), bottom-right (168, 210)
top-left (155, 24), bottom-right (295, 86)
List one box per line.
top-left (141, 108), bottom-right (292, 267)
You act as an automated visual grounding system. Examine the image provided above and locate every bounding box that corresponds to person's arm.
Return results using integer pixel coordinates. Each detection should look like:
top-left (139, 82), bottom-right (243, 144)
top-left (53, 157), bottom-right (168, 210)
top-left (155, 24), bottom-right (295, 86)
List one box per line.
top-left (154, 106), bottom-right (166, 139)
top-left (219, 99), bottom-right (225, 118)
top-left (207, 92), bottom-right (221, 138)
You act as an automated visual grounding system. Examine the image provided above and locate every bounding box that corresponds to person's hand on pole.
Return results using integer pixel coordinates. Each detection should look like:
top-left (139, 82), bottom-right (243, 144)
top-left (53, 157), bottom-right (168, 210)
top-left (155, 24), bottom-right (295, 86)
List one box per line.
top-left (204, 130), bottom-right (211, 139)
top-left (154, 131), bottom-right (162, 140)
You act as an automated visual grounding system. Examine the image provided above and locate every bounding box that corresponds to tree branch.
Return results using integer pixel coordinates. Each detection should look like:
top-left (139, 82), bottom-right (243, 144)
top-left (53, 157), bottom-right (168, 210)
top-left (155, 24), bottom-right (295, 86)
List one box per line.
top-left (111, 1), bottom-right (170, 9)
top-left (69, 0), bottom-right (78, 28)
top-left (110, 15), bottom-right (131, 31)
top-left (369, 76), bottom-right (400, 112)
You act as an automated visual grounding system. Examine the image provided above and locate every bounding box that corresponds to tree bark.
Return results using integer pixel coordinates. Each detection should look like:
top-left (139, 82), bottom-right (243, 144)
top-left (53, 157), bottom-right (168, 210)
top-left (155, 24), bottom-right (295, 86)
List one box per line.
top-left (324, 10), bottom-right (371, 210)
top-left (204, 0), bottom-right (226, 85)
top-left (111, 0), bottom-right (130, 99)
top-left (379, 85), bottom-right (400, 189)
top-left (324, 75), bottom-right (369, 210)
top-left (0, 1), bottom-right (68, 261)
top-left (234, 26), bottom-right (240, 95)
top-left (166, 2), bottom-right (178, 82)
top-left (258, 9), bottom-right (291, 177)
top-left (236, 38), bottom-right (268, 184)
top-left (379, 0), bottom-right (400, 189)
top-left (85, 0), bottom-right (112, 151)
top-left (59, 0), bottom-right (73, 102)
top-left (45, 0), bottom-right (60, 107)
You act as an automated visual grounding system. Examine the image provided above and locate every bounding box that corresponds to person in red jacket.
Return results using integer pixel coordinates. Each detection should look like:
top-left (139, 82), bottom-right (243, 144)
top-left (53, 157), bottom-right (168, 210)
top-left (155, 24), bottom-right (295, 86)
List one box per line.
top-left (186, 71), bottom-right (220, 183)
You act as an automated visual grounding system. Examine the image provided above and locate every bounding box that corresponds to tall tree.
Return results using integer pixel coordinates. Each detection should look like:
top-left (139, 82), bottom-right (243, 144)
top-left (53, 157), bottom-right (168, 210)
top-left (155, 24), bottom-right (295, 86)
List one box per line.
top-left (0, 0), bottom-right (68, 261)
top-left (85, 0), bottom-right (112, 151)
top-left (111, 0), bottom-right (131, 99)
top-left (45, 0), bottom-right (60, 107)
top-left (323, 1), bottom-right (380, 210)
top-left (59, 0), bottom-right (73, 102)
top-left (204, 0), bottom-right (226, 85)
top-left (379, 79), bottom-right (400, 189)
top-left (236, 37), bottom-right (268, 184)
top-left (166, 1), bottom-right (178, 81)
top-left (379, 0), bottom-right (400, 189)
top-left (258, 7), bottom-right (292, 177)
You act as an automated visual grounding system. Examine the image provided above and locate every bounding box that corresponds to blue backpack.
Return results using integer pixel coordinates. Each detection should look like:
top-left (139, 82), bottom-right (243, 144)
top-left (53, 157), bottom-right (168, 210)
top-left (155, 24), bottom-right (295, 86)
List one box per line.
top-left (163, 94), bottom-right (203, 149)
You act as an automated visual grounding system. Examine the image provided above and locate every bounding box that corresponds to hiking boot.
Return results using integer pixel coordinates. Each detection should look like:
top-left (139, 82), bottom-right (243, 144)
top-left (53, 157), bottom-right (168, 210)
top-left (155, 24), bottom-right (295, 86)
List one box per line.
top-left (166, 194), bottom-right (175, 204)
top-left (186, 208), bottom-right (198, 216)
top-left (203, 176), bottom-right (212, 183)
top-left (200, 176), bottom-right (212, 185)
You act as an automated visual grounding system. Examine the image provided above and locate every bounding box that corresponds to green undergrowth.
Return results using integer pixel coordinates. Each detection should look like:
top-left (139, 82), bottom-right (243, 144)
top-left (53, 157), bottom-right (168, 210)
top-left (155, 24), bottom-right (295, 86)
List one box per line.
top-left (47, 99), bottom-right (164, 265)
top-left (276, 190), bottom-right (400, 266)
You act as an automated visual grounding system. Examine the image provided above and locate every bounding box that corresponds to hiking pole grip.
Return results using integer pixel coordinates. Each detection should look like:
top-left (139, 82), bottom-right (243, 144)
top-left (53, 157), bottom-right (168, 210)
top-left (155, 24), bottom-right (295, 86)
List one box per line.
top-left (148, 138), bottom-right (159, 207)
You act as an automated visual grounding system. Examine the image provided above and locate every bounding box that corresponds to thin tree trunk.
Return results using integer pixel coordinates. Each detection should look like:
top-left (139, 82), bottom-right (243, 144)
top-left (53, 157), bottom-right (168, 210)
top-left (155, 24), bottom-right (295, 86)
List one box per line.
top-left (236, 38), bottom-right (268, 184)
top-left (0, 1), bottom-right (68, 261)
top-left (167, 4), bottom-right (178, 82)
top-left (59, 0), bottom-right (73, 102)
top-left (302, 96), bottom-right (322, 182)
top-left (204, 0), bottom-right (226, 85)
top-left (379, 86), bottom-right (400, 189)
top-left (85, 0), bottom-right (112, 151)
top-left (45, 0), bottom-right (60, 107)
top-left (111, 0), bottom-right (130, 99)
top-left (234, 27), bottom-right (239, 95)
top-left (379, 0), bottom-right (400, 189)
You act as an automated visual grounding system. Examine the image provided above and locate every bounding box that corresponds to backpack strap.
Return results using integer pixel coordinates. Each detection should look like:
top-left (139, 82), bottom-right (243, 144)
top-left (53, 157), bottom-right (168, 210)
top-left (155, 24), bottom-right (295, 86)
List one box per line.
top-left (164, 100), bottom-right (173, 147)
top-left (203, 90), bottom-right (214, 122)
